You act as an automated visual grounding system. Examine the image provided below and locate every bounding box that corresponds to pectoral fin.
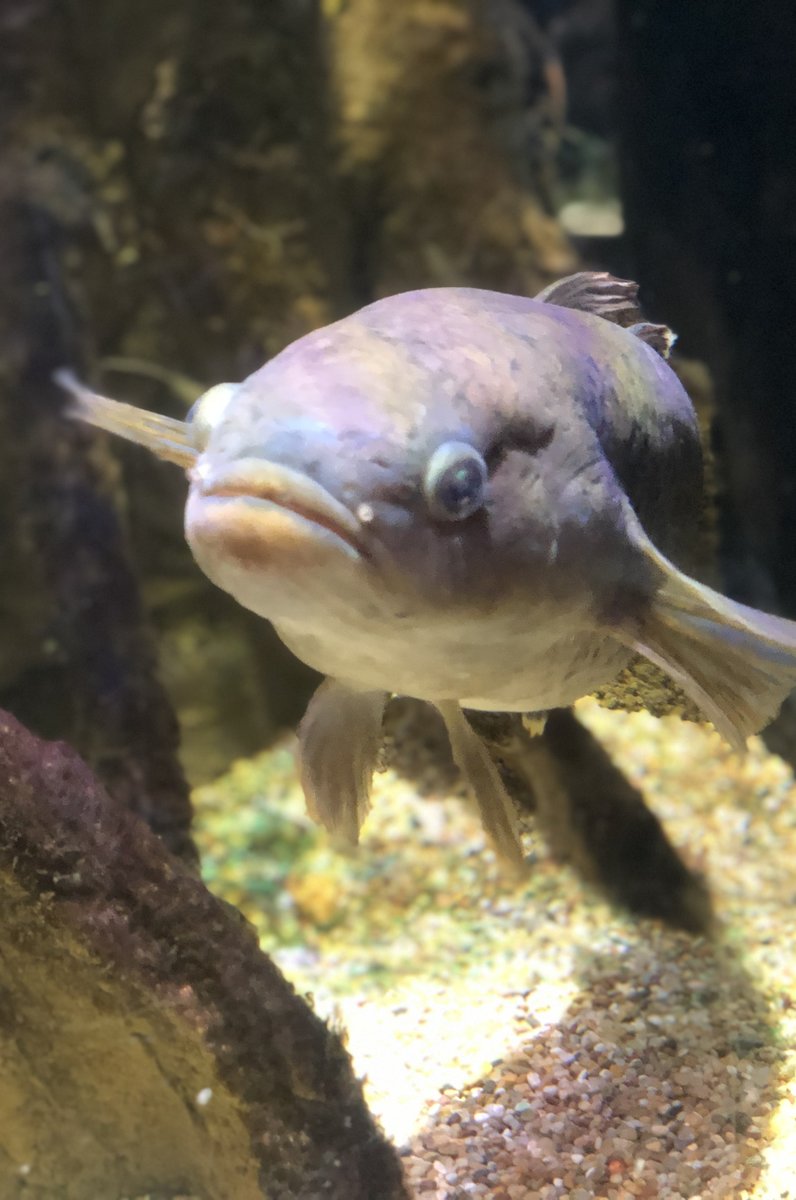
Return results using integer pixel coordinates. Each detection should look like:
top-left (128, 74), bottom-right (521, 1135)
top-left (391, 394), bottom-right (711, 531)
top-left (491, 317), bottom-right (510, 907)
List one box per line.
top-left (54, 370), bottom-right (197, 468)
top-left (622, 514), bottom-right (796, 749)
top-left (436, 700), bottom-right (525, 872)
top-left (297, 679), bottom-right (388, 843)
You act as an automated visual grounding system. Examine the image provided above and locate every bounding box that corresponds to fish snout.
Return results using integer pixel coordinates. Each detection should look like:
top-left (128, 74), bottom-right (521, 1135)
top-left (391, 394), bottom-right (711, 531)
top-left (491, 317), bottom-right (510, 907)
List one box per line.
top-left (185, 457), bottom-right (368, 576)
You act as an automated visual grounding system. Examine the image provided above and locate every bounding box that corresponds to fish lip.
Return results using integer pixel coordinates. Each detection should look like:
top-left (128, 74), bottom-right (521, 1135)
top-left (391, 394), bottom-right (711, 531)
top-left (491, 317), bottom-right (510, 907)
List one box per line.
top-left (191, 457), bottom-right (368, 558)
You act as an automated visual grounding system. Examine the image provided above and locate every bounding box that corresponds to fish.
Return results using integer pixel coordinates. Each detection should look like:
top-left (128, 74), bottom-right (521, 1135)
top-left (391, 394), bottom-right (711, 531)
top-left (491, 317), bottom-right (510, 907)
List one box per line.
top-left (55, 272), bottom-right (796, 871)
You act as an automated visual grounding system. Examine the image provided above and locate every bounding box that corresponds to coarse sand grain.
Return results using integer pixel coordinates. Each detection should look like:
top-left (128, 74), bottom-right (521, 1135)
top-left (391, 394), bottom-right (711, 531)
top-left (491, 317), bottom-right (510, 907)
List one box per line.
top-left (195, 699), bottom-right (796, 1199)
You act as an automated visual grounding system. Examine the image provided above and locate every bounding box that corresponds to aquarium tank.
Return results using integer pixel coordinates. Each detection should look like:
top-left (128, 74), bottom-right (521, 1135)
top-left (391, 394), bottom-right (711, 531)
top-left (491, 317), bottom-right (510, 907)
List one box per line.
top-left (0, 2), bottom-right (795, 1197)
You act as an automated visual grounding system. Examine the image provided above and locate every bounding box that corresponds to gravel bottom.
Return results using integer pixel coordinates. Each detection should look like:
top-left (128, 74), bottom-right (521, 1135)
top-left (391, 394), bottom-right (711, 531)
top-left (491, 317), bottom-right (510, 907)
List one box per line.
top-left (194, 700), bottom-right (796, 1200)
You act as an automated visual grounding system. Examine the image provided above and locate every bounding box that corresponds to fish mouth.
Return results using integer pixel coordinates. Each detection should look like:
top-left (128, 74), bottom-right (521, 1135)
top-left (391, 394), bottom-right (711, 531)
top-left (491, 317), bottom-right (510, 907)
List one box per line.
top-left (191, 458), bottom-right (367, 559)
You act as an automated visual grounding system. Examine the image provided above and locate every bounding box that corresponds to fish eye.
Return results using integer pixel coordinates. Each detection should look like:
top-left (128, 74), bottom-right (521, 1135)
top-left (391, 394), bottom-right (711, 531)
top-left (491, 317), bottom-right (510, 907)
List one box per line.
top-left (423, 441), bottom-right (488, 521)
top-left (186, 382), bottom-right (239, 448)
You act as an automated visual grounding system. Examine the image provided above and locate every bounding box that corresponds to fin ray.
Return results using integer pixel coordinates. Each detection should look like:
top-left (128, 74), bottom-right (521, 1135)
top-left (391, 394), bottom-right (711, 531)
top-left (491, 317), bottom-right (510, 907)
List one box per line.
top-left (436, 700), bottom-right (525, 871)
top-left (537, 274), bottom-right (676, 358)
top-left (623, 511), bottom-right (796, 748)
top-left (298, 679), bottom-right (388, 843)
top-left (627, 321), bottom-right (677, 360)
top-left (536, 271), bottom-right (642, 326)
top-left (54, 370), bottom-right (197, 468)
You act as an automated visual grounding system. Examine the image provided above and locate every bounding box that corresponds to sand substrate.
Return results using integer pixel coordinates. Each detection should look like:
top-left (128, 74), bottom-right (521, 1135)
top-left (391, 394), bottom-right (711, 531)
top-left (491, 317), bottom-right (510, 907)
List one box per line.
top-left (194, 700), bottom-right (796, 1200)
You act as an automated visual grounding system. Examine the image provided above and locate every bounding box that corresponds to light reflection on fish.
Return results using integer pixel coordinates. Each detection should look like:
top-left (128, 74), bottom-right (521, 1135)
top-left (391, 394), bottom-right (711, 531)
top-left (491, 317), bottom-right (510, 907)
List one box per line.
top-left (56, 273), bottom-right (796, 870)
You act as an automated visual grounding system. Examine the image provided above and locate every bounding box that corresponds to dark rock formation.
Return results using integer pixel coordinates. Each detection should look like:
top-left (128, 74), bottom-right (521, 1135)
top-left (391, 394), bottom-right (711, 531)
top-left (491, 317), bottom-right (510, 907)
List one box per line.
top-left (0, 709), bottom-right (406, 1200)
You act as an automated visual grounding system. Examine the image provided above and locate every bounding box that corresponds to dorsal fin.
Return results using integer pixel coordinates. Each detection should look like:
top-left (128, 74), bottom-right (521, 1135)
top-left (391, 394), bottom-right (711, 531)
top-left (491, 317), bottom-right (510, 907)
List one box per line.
top-left (537, 272), bottom-right (677, 359)
top-left (628, 321), bottom-right (677, 360)
top-left (536, 271), bottom-right (642, 326)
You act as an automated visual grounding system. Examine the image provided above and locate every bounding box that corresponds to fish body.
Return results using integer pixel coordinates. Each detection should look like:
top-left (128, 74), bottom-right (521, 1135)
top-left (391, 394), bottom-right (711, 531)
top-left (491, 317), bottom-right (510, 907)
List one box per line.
top-left (58, 274), bottom-right (796, 868)
top-left (186, 288), bottom-right (692, 711)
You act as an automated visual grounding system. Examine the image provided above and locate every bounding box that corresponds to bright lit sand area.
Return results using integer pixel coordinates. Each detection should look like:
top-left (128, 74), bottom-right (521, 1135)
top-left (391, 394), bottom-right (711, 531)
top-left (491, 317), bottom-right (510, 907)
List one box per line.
top-left (195, 699), bottom-right (796, 1200)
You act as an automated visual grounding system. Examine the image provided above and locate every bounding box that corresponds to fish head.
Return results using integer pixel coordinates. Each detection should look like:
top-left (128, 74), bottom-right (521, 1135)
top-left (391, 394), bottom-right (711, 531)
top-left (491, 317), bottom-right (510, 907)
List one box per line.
top-left (58, 284), bottom-right (683, 714)
top-left (184, 292), bottom-right (625, 662)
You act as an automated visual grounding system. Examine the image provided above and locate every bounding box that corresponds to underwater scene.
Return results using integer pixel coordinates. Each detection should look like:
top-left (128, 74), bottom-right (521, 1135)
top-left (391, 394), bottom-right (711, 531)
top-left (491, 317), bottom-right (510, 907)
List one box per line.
top-left (1, 2), bottom-right (796, 1198)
